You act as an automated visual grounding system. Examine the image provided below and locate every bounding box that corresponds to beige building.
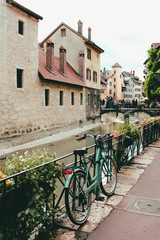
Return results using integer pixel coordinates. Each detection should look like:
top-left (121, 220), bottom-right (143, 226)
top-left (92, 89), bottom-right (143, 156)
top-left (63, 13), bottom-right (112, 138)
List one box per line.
top-left (101, 64), bottom-right (143, 103)
top-left (101, 63), bottom-right (125, 101)
top-left (40, 21), bottom-right (104, 119)
top-left (0, 1), bottom-right (104, 140)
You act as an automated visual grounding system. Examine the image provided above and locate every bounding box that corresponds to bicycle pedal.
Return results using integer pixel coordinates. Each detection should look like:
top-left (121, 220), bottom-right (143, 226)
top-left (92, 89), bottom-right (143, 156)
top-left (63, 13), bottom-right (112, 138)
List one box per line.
top-left (95, 196), bottom-right (105, 201)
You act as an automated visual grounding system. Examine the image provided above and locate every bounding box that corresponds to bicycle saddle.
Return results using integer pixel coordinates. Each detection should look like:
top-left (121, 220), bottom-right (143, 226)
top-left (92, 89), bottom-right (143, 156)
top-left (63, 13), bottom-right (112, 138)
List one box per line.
top-left (73, 148), bottom-right (88, 156)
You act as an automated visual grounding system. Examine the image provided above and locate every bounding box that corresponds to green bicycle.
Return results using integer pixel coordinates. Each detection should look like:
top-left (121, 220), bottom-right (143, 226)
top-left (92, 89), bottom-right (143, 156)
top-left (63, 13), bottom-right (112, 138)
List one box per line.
top-left (64, 133), bottom-right (117, 225)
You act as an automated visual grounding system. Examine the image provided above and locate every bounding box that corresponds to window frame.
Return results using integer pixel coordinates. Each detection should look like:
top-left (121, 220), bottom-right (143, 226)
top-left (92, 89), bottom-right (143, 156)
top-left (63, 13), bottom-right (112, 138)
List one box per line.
top-left (93, 71), bottom-right (97, 82)
top-left (18, 20), bottom-right (24, 35)
top-left (60, 90), bottom-right (63, 106)
top-left (86, 68), bottom-right (91, 81)
top-left (17, 68), bottom-right (23, 88)
top-left (80, 93), bottom-right (83, 105)
top-left (71, 91), bottom-right (74, 105)
top-left (87, 48), bottom-right (91, 60)
top-left (45, 89), bottom-right (49, 106)
top-left (61, 28), bottom-right (66, 37)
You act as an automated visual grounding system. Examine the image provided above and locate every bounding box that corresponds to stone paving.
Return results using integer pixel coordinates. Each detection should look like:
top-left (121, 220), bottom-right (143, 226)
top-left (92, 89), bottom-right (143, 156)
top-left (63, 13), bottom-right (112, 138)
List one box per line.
top-left (54, 141), bottom-right (160, 240)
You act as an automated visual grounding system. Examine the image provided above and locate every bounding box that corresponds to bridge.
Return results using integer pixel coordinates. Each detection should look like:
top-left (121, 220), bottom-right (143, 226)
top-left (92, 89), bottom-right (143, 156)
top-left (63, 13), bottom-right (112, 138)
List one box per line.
top-left (100, 107), bottom-right (160, 117)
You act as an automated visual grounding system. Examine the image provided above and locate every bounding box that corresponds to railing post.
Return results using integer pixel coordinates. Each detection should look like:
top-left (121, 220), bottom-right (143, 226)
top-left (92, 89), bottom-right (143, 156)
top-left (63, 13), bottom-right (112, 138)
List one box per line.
top-left (52, 191), bottom-right (55, 229)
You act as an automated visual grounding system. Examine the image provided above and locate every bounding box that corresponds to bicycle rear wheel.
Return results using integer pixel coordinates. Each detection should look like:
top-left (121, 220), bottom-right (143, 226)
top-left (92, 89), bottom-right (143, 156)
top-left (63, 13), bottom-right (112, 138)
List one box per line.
top-left (100, 157), bottom-right (117, 196)
top-left (65, 170), bottom-right (92, 225)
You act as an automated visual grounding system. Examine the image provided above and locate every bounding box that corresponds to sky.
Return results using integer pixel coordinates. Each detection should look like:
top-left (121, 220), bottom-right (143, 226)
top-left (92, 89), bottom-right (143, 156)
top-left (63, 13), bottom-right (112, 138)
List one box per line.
top-left (16, 0), bottom-right (160, 80)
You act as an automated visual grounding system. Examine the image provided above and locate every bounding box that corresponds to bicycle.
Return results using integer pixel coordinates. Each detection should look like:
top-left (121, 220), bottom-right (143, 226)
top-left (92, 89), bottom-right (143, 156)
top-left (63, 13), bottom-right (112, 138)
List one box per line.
top-left (64, 132), bottom-right (117, 225)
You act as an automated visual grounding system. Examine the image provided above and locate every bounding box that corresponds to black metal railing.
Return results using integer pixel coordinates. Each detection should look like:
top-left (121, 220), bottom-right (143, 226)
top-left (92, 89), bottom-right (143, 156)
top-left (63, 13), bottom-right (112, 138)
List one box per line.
top-left (0, 120), bottom-right (159, 239)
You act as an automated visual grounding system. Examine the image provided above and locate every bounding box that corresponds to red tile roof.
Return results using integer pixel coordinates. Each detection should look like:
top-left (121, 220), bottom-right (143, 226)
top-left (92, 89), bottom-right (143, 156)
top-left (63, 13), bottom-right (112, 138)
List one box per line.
top-left (38, 48), bottom-right (86, 87)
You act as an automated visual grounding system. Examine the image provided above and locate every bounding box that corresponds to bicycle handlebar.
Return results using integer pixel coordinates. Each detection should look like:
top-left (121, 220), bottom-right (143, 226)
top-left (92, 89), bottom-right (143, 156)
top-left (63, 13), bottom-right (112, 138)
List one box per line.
top-left (76, 132), bottom-right (113, 142)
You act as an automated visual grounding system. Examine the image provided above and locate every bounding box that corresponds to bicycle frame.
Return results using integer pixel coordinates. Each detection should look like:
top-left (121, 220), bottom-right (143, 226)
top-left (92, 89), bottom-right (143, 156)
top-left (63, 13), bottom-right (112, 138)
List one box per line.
top-left (64, 145), bottom-right (106, 198)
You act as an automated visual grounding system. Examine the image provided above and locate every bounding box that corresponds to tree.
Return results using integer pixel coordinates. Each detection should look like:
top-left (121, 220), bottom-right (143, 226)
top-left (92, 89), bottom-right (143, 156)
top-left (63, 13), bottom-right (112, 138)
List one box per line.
top-left (144, 47), bottom-right (160, 101)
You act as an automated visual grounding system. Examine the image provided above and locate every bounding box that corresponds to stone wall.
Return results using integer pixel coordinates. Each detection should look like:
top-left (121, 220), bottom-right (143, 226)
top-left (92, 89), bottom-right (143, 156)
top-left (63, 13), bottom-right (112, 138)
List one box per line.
top-left (86, 88), bottom-right (100, 120)
top-left (0, 2), bottom-right (88, 140)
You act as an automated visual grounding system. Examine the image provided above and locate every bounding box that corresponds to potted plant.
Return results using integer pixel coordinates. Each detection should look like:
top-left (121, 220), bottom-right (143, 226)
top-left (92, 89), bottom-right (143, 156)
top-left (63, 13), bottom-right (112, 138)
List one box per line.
top-left (116, 123), bottom-right (141, 147)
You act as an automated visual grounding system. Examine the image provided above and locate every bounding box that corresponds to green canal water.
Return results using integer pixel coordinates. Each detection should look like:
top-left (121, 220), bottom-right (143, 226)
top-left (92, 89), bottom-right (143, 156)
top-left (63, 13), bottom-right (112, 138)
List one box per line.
top-left (34, 111), bottom-right (150, 158)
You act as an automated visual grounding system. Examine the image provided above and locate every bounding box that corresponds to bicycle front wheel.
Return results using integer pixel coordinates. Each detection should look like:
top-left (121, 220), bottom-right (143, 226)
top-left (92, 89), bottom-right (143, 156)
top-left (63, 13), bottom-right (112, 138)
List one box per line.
top-left (100, 157), bottom-right (117, 196)
top-left (65, 170), bottom-right (92, 225)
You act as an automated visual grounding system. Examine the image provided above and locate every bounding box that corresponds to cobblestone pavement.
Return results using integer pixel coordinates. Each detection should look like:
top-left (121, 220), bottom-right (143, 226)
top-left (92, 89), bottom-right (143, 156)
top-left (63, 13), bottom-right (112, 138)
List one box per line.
top-left (54, 140), bottom-right (160, 240)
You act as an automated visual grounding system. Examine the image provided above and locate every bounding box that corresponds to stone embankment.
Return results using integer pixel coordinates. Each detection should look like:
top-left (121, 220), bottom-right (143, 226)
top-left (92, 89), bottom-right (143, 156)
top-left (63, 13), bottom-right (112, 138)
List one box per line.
top-left (0, 122), bottom-right (102, 158)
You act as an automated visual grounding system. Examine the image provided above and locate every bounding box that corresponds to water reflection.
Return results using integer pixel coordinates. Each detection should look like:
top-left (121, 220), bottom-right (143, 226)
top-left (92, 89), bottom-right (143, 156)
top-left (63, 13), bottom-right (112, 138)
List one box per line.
top-left (34, 111), bottom-right (150, 158)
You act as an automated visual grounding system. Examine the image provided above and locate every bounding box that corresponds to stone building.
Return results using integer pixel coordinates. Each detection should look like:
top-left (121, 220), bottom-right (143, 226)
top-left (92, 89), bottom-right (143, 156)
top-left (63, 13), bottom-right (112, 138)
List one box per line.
top-left (40, 21), bottom-right (104, 120)
top-left (0, 0), bottom-right (43, 138)
top-left (0, 1), bottom-right (104, 140)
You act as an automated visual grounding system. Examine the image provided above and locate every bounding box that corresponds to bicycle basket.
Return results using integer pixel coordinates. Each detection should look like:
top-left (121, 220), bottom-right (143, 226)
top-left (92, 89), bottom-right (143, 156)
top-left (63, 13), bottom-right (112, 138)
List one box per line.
top-left (101, 138), bottom-right (112, 152)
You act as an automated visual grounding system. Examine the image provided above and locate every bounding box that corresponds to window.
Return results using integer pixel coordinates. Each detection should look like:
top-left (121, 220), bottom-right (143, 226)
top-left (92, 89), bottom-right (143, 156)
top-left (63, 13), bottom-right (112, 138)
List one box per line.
top-left (86, 68), bottom-right (91, 80)
top-left (113, 92), bottom-right (116, 97)
top-left (114, 78), bottom-right (116, 82)
top-left (45, 89), bottom-right (49, 106)
top-left (114, 71), bottom-right (116, 74)
top-left (93, 71), bottom-right (97, 82)
top-left (61, 28), bottom-right (66, 37)
top-left (80, 93), bottom-right (83, 105)
top-left (18, 20), bottom-right (24, 35)
top-left (71, 92), bottom-right (74, 105)
top-left (17, 68), bottom-right (23, 88)
top-left (109, 81), bottom-right (112, 86)
top-left (88, 94), bottom-right (90, 105)
top-left (114, 85), bottom-right (116, 88)
top-left (109, 89), bottom-right (112, 94)
top-left (60, 90), bottom-right (63, 105)
top-left (87, 48), bottom-right (91, 60)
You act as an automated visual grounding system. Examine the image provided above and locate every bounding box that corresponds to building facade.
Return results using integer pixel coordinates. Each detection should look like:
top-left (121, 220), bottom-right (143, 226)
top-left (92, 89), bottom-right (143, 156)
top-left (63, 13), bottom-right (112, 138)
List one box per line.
top-left (40, 21), bottom-right (104, 120)
top-left (0, 1), bottom-right (104, 139)
top-left (101, 63), bottom-right (125, 101)
top-left (101, 65), bottom-right (143, 103)
top-left (123, 71), bottom-right (143, 102)
top-left (0, 0), bottom-right (44, 138)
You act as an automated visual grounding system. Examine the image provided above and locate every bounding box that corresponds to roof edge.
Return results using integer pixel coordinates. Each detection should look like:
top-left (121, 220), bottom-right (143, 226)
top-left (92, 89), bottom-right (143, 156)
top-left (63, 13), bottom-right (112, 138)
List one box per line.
top-left (6, 0), bottom-right (43, 20)
top-left (40, 22), bottom-right (88, 46)
top-left (40, 22), bottom-right (104, 53)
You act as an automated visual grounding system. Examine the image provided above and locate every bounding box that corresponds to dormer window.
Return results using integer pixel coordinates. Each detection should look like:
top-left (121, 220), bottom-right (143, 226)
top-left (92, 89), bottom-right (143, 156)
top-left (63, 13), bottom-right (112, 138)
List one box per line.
top-left (18, 20), bottom-right (24, 35)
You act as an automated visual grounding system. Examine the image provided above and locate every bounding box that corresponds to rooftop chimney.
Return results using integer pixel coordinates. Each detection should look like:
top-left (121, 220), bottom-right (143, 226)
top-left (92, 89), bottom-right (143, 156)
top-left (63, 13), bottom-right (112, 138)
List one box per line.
top-left (78, 20), bottom-right (83, 35)
top-left (46, 40), bottom-right (54, 72)
top-left (59, 45), bottom-right (66, 75)
top-left (133, 70), bottom-right (135, 77)
top-left (88, 27), bottom-right (91, 41)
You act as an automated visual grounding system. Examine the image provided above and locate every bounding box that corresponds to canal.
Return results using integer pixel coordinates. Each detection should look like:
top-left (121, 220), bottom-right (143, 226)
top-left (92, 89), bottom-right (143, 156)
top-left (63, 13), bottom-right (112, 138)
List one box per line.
top-left (30, 111), bottom-right (150, 158)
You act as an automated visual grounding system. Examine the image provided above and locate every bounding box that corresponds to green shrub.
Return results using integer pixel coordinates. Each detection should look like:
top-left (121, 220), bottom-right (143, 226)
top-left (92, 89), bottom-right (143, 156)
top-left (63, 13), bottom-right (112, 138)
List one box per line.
top-left (0, 149), bottom-right (63, 240)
